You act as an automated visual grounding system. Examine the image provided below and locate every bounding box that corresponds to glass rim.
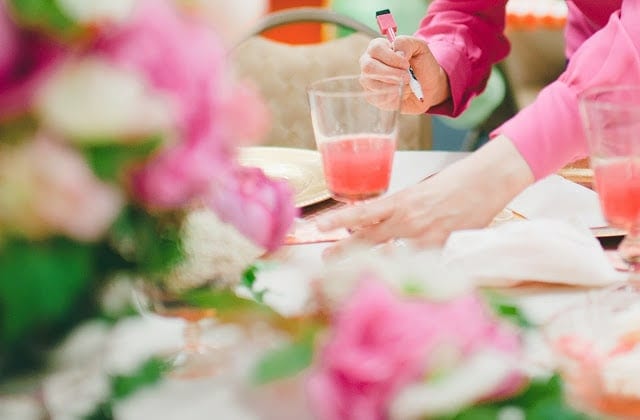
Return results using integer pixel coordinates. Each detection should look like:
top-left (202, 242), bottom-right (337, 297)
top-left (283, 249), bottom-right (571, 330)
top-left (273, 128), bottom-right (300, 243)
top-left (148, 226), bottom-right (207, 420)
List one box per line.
top-left (306, 74), bottom-right (403, 98)
top-left (579, 84), bottom-right (640, 112)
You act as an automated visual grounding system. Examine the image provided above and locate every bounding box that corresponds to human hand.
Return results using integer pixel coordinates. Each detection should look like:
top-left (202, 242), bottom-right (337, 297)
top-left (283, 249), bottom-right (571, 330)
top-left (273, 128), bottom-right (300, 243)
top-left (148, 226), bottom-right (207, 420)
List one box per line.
top-left (359, 35), bottom-right (450, 114)
top-left (315, 135), bottom-right (535, 258)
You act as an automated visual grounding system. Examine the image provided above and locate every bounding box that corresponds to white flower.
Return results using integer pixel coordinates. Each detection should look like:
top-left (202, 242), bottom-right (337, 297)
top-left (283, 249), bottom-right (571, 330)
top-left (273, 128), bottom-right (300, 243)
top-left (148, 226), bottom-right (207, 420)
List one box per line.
top-left (165, 208), bottom-right (264, 292)
top-left (36, 58), bottom-right (173, 143)
top-left (320, 246), bottom-right (473, 310)
top-left (56, 0), bottom-right (136, 24)
top-left (389, 349), bottom-right (516, 419)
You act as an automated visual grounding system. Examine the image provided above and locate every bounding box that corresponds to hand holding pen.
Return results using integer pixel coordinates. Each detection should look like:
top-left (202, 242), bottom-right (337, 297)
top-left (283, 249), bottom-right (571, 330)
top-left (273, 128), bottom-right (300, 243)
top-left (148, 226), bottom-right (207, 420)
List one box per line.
top-left (376, 9), bottom-right (424, 102)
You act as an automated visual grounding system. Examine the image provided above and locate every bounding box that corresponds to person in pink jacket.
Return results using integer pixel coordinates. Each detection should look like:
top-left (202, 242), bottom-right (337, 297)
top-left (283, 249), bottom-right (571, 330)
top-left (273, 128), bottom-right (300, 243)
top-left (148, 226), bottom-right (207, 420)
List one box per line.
top-left (316, 0), bottom-right (640, 254)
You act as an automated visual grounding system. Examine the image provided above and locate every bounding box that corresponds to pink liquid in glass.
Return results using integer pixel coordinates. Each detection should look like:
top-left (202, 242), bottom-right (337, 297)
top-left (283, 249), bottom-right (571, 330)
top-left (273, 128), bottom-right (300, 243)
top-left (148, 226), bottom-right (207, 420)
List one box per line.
top-left (319, 135), bottom-right (395, 202)
top-left (594, 158), bottom-right (640, 230)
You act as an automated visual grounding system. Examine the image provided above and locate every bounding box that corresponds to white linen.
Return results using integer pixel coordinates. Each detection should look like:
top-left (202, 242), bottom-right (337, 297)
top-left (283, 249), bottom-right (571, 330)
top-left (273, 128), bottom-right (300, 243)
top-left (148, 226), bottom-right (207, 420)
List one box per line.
top-left (443, 219), bottom-right (626, 287)
top-left (508, 175), bottom-right (607, 228)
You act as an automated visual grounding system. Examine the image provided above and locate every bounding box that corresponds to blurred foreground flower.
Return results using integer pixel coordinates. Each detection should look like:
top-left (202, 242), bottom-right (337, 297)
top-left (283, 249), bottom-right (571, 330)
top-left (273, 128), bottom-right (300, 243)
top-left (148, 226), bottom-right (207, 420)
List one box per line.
top-left (0, 0), bottom-right (295, 380)
top-left (307, 278), bottom-right (523, 420)
top-left (0, 135), bottom-right (123, 241)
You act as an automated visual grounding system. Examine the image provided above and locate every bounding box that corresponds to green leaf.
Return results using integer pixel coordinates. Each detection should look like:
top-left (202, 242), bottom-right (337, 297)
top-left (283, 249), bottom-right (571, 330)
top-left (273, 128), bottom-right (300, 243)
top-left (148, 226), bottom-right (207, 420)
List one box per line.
top-left (252, 328), bottom-right (318, 384)
top-left (111, 358), bottom-right (168, 399)
top-left (110, 206), bottom-right (183, 276)
top-left (8, 0), bottom-right (80, 39)
top-left (82, 136), bottom-right (162, 182)
top-left (483, 290), bottom-right (533, 328)
top-left (241, 263), bottom-right (266, 303)
top-left (446, 406), bottom-right (502, 420)
top-left (434, 375), bottom-right (592, 420)
top-left (182, 287), bottom-right (276, 318)
top-left (0, 237), bottom-right (94, 345)
top-left (84, 357), bottom-right (168, 420)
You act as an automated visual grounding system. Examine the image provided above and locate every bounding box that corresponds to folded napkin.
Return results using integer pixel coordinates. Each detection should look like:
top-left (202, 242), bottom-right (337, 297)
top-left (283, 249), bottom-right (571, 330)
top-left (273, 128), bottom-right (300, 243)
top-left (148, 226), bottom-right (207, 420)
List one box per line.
top-left (508, 175), bottom-right (607, 228)
top-left (443, 219), bottom-right (626, 287)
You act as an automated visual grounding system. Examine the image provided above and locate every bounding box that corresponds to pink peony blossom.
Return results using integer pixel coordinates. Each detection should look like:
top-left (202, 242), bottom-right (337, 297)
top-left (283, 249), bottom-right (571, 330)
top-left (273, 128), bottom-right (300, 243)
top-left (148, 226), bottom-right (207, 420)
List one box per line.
top-left (307, 279), bottom-right (522, 420)
top-left (94, 0), bottom-right (271, 209)
top-left (208, 166), bottom-right (298, 252)
top-left (95, 0), bottom-right (230, 146)
top-left (219, 80), bottom-right (272, 146)
top-left (0, 2), bottom-right (66, 119)
top-left (0, 135), bottom-right (124, 242)
top-left (130, 137), bottom-right (234, 209)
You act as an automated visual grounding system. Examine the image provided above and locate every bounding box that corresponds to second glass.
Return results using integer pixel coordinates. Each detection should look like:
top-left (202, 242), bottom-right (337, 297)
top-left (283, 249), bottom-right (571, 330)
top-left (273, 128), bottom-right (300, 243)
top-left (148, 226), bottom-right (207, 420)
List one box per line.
top-left (307, 74), bottom-right (403, 203)
top-left (579, 85), bottom-right (640, 272)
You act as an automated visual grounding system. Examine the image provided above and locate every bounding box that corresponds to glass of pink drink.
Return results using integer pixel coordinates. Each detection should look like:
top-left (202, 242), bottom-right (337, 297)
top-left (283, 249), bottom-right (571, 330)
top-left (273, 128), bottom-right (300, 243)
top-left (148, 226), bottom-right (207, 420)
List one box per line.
top-left (580, 86), bottom-right (640, 272)
top-left (307, 75), bottom-right (402, 203)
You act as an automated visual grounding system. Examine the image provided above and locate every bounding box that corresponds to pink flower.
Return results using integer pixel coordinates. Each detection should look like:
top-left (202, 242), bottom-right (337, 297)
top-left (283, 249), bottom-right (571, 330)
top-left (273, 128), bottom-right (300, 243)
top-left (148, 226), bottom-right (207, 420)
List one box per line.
top-left (219, 81), bottom-right (271, 146)
top-left (0, 136), bottom-right (124, 242)
top-left (130, 138), bottom-right (234, 209)
top-left (95, 0), bottom-right (230, 147)
top-left (0, 2), bottom-right (65, 119)
top-left (94, 0), bottom-right (271, 209)
top-left (307, 279), bottom-right (522, 420)
top-left (208, 166), bottom-right (298, 252)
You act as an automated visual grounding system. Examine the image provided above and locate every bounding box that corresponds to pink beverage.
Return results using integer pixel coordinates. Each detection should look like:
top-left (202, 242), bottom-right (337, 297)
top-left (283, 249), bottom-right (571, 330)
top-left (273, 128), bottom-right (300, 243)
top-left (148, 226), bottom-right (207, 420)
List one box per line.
top-left (319, 135), bottom-right (395, 202)
top-left (593, 158), bottom-right (640, 230)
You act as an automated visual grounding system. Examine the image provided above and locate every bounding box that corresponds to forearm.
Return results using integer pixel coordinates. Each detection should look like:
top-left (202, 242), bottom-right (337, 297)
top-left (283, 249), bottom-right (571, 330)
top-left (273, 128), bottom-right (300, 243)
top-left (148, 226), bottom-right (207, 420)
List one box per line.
top-left (493, 5), bottom-right (640, 180)
top-left (449, 134), bottom-right (534, 208)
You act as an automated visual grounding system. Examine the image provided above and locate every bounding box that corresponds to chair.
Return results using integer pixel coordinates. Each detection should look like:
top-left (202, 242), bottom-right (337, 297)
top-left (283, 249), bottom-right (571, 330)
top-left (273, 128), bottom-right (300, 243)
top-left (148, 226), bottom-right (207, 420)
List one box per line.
top-left (231, 7), bottom-right (432, 150)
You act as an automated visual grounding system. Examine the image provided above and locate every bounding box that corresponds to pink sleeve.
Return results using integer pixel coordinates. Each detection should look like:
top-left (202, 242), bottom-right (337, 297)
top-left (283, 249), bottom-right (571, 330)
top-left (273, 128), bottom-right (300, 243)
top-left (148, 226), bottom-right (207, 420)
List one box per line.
top-left (493, 2), bottom-right (640, 180)
top-left (414, 0), bottom-right (510, 117)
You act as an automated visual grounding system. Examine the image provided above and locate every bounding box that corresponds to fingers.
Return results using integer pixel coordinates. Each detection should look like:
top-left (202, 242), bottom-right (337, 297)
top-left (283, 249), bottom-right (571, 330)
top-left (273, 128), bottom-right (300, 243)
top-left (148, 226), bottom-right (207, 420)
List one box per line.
top-left (358, 76), bottom-right (406, 111)
top-left (361, 38), bottom-right (410, 73)
top-left (315, 199), bottom-right (395, 232)
top-left (392, 36), bottom-right (429, 59)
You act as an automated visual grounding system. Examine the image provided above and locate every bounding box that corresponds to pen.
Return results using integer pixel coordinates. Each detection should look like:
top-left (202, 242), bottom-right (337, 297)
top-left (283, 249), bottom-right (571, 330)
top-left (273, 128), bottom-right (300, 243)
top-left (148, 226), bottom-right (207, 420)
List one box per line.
top-left (375, 9), bottom-right (424, 102)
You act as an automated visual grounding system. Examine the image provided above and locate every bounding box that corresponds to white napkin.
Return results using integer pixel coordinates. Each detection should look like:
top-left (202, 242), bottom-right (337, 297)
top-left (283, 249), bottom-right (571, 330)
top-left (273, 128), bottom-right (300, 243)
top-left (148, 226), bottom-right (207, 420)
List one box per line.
top-left (508, 175), bottom-right (608, 228)
top-left (443, 219), bottom-right (626, 287)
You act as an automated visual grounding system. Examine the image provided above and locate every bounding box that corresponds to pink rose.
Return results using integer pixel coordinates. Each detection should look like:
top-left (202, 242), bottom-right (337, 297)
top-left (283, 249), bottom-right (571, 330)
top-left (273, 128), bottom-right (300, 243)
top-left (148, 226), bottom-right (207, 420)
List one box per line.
top-left (0, 2), bottom-right (65, 119)
top-left (0, 136), bottom-right (124, 242)
top-left (208, 166), bottom-right (298, 252)
top-left (307, 279), bottom-right (522, 420)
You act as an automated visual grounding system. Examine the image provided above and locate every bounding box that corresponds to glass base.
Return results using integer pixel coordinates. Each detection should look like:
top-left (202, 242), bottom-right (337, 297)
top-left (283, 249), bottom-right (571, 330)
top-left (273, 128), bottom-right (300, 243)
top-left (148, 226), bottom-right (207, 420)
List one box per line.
top-left (619, 233), bottom-right (640, 273)
top-left (163, 345), bottom-right (230, 380)
top-left (162, 319), bottom-right (242, 380)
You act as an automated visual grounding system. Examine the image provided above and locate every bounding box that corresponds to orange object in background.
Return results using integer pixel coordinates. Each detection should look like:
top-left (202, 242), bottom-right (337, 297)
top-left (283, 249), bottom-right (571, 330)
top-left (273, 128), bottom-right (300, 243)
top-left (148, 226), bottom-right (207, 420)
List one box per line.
top-left (266, 0), bottom-right (327, 44)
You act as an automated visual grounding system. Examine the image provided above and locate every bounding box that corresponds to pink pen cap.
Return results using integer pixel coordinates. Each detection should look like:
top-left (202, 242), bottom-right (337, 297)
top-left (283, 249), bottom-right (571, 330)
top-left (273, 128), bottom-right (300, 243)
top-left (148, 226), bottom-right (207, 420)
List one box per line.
top-left (375, 9), bottom-right (424, 102)
top-left (376, 9), bottom-right (398, 42)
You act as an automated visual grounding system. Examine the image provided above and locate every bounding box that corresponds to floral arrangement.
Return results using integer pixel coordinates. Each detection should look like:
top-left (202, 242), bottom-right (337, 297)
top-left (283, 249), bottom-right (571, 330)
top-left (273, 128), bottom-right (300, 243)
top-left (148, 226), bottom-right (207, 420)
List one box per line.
top-left (0, 0), bottom-right (297, 377)
top-left (242, 248), bottom-right (575, 420)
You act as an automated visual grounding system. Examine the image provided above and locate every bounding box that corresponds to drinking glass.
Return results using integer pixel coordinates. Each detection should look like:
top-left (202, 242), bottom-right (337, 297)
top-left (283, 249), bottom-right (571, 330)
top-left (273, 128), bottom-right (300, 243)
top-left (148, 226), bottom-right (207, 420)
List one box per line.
top-left (307, 74), bottom-right (403, 204)
top-left (133, 281), bottom-right (239, 379)
top-left (579, 85), bottom-right (640, 273)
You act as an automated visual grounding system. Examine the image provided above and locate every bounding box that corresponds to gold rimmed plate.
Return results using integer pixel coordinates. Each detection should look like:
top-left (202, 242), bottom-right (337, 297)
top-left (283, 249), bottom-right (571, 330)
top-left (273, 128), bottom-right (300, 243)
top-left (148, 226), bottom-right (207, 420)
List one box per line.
top-left (238, 146), bottom-right (331, 208)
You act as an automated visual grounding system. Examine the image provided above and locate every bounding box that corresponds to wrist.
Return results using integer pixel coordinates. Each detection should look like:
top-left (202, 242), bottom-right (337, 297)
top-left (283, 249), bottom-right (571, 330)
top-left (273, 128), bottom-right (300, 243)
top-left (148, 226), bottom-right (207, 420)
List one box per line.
top-left (455, 134), bottom-right (534, 205)
top-left (432, 66), bottom-right (451, 106)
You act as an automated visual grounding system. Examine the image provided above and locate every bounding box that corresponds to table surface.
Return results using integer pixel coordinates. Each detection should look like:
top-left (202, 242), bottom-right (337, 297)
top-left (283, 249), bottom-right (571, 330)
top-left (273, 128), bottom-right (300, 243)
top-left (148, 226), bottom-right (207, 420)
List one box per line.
top-left (276, 150), bottom-right (609, 325)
